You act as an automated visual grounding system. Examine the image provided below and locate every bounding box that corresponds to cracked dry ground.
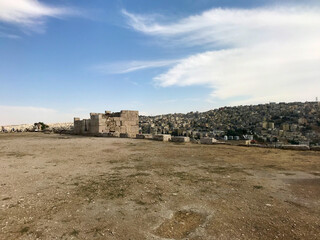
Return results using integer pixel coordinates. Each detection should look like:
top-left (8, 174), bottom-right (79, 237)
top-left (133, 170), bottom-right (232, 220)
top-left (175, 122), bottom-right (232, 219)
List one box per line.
top-left (0, 133), bottom-right (319, 240)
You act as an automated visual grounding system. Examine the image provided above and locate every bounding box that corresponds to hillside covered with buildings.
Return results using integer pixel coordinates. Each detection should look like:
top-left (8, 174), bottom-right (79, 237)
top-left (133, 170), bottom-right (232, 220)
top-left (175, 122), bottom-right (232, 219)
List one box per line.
top-left (140, 102), bottom-right (320, 145)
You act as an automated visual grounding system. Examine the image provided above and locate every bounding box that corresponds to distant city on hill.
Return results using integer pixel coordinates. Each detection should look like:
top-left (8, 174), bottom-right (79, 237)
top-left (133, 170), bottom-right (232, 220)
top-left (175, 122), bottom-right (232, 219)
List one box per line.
top-left (140, 101), bottom-right (320, 145)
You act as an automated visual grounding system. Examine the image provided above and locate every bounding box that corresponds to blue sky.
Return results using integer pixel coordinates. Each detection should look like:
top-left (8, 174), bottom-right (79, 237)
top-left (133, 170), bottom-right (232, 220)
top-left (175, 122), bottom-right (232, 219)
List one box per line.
top-left (0, 0), bottom-right (320, 124)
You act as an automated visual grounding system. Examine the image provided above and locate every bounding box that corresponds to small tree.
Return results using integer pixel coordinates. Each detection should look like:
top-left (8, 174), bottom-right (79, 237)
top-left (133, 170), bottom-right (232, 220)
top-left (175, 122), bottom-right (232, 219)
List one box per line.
top-left (34, 122), bottom-right (49, 130)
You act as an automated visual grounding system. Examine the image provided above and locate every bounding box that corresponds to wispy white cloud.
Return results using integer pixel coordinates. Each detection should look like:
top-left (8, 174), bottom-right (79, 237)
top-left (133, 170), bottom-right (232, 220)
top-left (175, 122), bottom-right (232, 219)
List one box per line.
top-left (0, 0), bottom-right (77, 33)
top-left (123, 6), bottom-right (320, 105)
top-left (129, 81), bottom-right (139, 86)
top-left (0, 31), bottom-right (20, 39)
top-left (93, 59), bottom-right (181, 74)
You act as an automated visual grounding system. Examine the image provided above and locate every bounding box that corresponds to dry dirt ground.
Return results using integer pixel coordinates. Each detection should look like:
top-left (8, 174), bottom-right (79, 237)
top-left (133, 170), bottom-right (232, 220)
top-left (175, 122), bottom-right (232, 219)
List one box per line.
top-left (0, 133), bottom-right (319, 240)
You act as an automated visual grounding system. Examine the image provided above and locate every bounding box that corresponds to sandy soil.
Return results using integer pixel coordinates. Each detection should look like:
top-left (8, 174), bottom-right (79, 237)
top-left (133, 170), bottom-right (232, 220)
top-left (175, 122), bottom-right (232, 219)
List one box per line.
top-left (0, 133), bottom-right (319, 240)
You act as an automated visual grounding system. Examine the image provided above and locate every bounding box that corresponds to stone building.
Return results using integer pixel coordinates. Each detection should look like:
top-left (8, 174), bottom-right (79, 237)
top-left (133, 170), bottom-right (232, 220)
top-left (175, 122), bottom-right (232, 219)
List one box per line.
top-left (74, 110), bottom-right (139, 138)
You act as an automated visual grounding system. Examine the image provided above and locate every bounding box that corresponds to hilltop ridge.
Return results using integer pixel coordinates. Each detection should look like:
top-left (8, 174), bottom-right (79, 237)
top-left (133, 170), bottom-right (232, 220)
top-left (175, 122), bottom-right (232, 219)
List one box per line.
top-left (140, 101), bottom-right (320, 144)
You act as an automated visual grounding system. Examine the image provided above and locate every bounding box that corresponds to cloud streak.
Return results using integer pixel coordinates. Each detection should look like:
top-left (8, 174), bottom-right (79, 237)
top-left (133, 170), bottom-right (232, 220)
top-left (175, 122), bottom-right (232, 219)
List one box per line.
top-left (0, 0), bottom-right (77, 33)
top-left (94, 59), bottom-right (181, 74)
top-left (124, 6), bottom-right (320, 105)
top-left (0, 31), bottom-right (20, 39)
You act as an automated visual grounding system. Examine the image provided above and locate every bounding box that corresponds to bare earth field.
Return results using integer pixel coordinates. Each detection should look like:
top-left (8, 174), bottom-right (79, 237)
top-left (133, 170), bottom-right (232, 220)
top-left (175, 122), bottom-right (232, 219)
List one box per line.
top-left (0, 133), bottom-right (319, 240)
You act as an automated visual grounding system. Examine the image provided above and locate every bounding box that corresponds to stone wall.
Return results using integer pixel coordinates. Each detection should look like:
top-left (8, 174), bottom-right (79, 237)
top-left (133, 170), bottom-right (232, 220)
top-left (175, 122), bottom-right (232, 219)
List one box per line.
top-left (171, 136), bottom-right (190, 143)
top-left (74, 110), bottom-right (139, 138)
top-left (153, 134), bottom-right (171, 142)
top-left (200, 137), bottom-right (218, 144)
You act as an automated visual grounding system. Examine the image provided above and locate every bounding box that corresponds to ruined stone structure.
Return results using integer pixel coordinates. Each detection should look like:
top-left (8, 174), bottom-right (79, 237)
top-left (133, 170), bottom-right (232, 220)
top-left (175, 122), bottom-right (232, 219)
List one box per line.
top-left (153, 134), bottom-right (172, 142)
top-left (171, 136), bottom-right (190, 143)
top-left (74, 110), bottom-right (139, 138)
top-left (200, 137), bottom-right (218, 144)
